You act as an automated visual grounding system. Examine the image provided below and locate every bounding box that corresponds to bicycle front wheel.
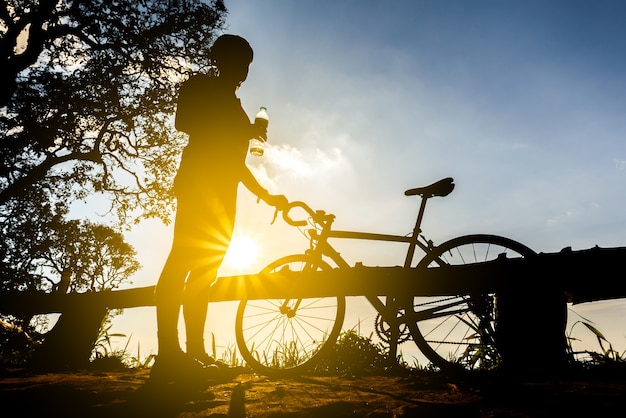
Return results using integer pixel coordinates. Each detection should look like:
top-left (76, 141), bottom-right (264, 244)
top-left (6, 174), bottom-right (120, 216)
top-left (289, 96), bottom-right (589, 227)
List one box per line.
top-left (408, 234), bottom-right (536, 372)
top-left (235, 254), bottom-right (346, 377)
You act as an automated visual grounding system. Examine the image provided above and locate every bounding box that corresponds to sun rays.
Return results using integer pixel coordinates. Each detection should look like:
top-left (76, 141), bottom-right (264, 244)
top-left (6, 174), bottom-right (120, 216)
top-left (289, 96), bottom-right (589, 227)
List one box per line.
top-left (222, 235), bottom-right (259, 273)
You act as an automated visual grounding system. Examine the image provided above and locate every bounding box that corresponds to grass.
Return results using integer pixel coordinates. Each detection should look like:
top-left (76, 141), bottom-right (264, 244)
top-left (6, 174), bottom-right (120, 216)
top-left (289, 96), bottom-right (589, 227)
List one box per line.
top-left (567, 311), bottom-right (626, 366)
top-left (312, 329), bottom-right (399, 375)
top-left (5, 306), bottom-right (619, 374)
top-left (86, 320), bottom-right (625, 375)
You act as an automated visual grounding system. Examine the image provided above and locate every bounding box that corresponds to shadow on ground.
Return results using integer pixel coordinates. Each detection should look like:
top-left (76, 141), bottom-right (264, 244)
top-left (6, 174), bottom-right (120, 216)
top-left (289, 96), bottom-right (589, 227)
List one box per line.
top-left (1, 367), bottom-right (626, 417)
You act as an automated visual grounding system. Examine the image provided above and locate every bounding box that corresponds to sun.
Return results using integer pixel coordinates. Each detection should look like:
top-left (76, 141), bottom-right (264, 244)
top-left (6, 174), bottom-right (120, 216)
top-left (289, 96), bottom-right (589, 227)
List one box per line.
top-left (222, 235), bottom-right (259, 273)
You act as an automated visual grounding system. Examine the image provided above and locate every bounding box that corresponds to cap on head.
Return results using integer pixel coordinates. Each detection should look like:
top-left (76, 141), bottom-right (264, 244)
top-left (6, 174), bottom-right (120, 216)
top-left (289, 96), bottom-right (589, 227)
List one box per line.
top-left (210, 34), bottom-right (253, 66)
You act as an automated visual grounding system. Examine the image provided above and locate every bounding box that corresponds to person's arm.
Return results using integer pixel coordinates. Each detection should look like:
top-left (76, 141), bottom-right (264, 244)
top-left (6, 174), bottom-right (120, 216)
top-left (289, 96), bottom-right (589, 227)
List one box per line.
top-left (241, 167), bottom-right (287, 208)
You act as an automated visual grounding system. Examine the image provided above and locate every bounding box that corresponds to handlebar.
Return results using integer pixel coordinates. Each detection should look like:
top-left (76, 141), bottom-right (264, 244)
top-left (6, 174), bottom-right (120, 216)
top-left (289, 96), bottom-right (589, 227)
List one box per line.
top-left (281, 200), bottom-right (334, 227)
top-left (281, 201), bottom-right (315, 227)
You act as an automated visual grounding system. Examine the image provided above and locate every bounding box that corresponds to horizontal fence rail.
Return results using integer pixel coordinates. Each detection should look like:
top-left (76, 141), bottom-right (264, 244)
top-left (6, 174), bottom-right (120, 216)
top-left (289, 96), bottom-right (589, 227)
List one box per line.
top-left (2, 246), bottom-right (626, 316)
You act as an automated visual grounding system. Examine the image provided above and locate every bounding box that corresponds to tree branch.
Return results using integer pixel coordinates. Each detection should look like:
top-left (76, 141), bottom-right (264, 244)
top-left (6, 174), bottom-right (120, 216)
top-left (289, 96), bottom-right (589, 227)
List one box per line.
top-left (0, 149), bottom-right (101, 204)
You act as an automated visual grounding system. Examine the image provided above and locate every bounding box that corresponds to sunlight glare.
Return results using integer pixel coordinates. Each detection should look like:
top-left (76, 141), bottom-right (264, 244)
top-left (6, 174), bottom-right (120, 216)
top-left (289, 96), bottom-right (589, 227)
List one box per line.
top-left (222, 235), bottom-right (259, 273)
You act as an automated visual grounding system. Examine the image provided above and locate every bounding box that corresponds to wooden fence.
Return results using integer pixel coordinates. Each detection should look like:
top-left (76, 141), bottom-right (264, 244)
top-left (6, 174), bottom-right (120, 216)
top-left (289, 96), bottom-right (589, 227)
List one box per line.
top-left (2, 246), bottom-right (625, 370)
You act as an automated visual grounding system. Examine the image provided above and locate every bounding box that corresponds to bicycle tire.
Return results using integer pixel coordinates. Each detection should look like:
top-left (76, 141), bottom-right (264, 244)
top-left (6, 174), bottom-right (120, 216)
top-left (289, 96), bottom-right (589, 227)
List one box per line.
top-left (235, 254), bottom-right (346, 377)
top-left (408, 234), bottom-right (536, 372)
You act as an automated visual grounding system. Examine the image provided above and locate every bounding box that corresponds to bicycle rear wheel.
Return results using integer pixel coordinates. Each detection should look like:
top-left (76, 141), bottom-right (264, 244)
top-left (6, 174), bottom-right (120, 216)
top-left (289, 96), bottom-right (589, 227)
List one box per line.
top-left (408, 234), bottom-right (536, 372)
top-left (235, 254), bottom-right (346, 377)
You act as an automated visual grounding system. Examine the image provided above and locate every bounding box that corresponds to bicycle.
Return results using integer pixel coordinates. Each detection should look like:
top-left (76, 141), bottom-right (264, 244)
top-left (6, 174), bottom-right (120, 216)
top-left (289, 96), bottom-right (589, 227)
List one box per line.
top-left (235, 177), bottom-right (536, 376)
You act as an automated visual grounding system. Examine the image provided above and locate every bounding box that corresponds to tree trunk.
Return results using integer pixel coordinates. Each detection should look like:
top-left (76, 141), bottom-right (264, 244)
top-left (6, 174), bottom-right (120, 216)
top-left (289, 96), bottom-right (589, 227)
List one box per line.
top-left (29, 305), bottom-right (108, 371)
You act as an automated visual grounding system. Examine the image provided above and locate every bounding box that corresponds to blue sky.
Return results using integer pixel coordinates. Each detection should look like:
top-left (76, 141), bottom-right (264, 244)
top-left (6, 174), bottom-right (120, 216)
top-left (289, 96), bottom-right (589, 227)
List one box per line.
top-left (227, 0), bottom-right (626, 250)
top-left (114, 1), bottom-right (626, 361)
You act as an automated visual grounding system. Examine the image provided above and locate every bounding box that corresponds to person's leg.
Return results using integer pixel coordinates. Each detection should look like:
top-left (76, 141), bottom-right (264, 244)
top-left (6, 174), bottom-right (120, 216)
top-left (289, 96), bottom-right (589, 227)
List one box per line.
top-left (183, 262), bottom-right (221, 362)
top-left (182, 191), bottom-right (236, 364)
top-left (152, 197), bottom-right (216, 382)
top-left (154, 246), bottom-right (189, 357)
top-left (154, 184), bottom-right (205, 356)
top-left (155, 189), bottom-right (198, 359)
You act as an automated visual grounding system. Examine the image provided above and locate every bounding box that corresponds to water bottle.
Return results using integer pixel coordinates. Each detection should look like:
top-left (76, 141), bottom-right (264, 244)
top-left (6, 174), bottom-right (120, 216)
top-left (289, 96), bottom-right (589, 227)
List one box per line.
top-left (250, 107), bottom-right (268, 156)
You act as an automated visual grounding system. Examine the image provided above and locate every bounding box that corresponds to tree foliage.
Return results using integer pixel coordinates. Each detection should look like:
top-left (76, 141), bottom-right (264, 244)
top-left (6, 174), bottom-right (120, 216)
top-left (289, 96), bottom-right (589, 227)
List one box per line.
top-left (0, 0), bottom-right (227, 295)
top-left (1, 0), bottom-right (226, 222)
top-left (0, 185), bottom-right (141, 293)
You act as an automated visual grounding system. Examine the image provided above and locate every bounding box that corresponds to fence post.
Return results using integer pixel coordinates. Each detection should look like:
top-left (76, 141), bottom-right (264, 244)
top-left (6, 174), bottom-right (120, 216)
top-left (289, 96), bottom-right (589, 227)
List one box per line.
top-left (495, 282), bottom-right (570, 377)
top-left (29, 305), bottom-right (108, 370)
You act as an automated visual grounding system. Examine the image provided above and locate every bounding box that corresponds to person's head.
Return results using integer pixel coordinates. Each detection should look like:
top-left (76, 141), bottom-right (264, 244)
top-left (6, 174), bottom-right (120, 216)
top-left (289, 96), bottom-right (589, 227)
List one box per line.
top-left (210, 34), bottom-right (253, 87)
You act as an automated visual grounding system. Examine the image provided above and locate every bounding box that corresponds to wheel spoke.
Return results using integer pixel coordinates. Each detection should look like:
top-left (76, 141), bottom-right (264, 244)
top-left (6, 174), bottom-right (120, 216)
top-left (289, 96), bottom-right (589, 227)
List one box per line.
top-left (235, 255), bottom-right (345, 376)
top-left (408, 235), bottom-right (535, 371)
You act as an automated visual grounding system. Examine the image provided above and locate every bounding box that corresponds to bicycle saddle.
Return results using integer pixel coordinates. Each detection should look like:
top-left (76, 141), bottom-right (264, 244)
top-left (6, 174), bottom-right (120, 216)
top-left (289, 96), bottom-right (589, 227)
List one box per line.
top-left (404, 177), bottom-right (455, 198)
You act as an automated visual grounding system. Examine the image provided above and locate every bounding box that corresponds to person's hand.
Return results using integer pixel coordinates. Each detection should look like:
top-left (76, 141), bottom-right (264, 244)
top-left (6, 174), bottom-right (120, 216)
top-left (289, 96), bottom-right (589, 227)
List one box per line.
top-left (264, 193), bottom-right (288, 210)
top-left (251, 122), bottom-right (267, 141)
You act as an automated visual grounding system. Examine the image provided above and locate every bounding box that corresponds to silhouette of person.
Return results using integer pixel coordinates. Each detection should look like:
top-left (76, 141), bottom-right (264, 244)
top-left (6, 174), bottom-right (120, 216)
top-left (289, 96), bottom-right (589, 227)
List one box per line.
top-left (152, 34), bottom-right (287, 382)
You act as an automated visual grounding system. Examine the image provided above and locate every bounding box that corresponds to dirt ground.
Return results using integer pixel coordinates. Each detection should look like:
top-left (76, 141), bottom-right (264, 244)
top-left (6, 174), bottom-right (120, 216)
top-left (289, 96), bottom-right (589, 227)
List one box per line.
top-left (1, 367), bottom-right (625, 417)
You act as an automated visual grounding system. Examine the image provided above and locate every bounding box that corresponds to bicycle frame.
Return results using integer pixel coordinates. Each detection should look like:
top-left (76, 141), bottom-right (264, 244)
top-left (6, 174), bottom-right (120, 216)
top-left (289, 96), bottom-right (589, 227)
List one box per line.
top-left (326, 193), bottom-right (433, 269)
top-left (288, 184), bottom-right (438, 268)
top-left (283, 189), bottom-right (446, 363)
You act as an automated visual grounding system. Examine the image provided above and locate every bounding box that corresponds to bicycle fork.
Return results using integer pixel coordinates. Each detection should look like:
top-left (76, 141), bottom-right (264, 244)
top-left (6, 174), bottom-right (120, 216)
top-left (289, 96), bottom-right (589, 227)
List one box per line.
top-left (276, 252), bottom-right (324, 319)
top-left (279, 299), bottom-right (301, 317)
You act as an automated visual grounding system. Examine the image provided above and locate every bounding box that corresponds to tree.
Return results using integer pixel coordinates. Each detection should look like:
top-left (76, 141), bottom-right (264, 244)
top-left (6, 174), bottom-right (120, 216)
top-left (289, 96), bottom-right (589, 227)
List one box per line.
top-left (38, 219), bottom-right (142, 293)
top-left (1, 0), bottom-right (226, 222)
top-left (0, 184), bottom-right (67, 292)
top-left (1, 0), bottom-right (226, 286)
top-left (0, 207), bottom-right (142, 365)
top-left (0, 0), bottom-right (227, 364)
